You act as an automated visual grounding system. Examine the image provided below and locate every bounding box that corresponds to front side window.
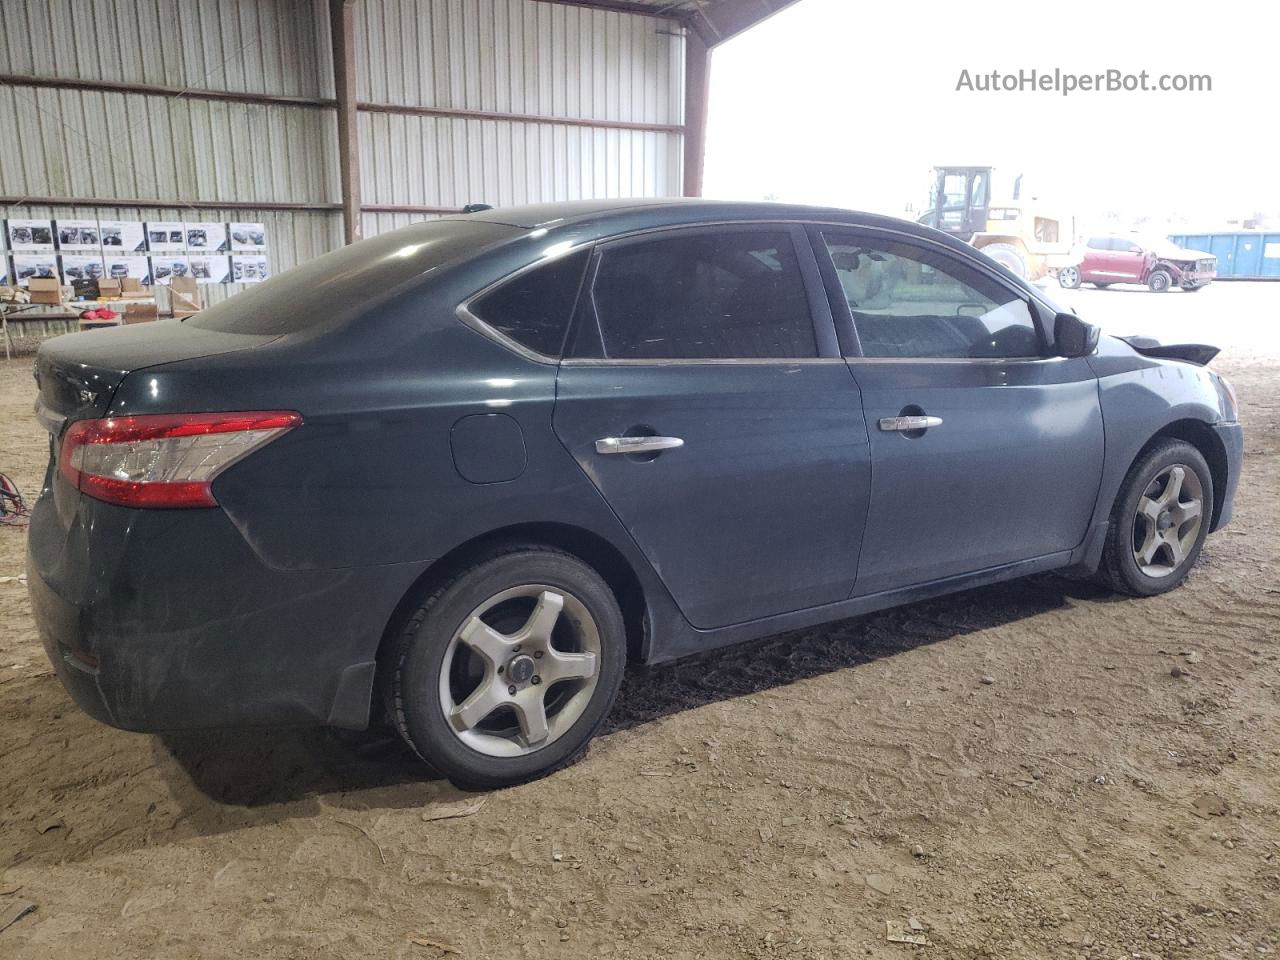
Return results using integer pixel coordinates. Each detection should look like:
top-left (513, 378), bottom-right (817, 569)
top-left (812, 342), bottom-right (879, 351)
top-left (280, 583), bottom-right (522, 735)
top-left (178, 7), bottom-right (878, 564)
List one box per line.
top-left (469, 249), bottom-right (590, 357)
top-left (586, 230), bottom-right (817, 360)
top-left (821, 232), bottom-right (1042, 359)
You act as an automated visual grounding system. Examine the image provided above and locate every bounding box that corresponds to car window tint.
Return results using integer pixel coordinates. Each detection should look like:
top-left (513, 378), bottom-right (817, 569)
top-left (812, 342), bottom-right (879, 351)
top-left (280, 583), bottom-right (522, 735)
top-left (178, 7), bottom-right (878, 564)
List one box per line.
top-left (821, 233), bottom-right (1041, 360)
top-left (469, 249), bottom-right (589, 357)
top-left (589, 230), bottom-right (817, 360)
top-left (1087, 236), bottom-right (1109, 250)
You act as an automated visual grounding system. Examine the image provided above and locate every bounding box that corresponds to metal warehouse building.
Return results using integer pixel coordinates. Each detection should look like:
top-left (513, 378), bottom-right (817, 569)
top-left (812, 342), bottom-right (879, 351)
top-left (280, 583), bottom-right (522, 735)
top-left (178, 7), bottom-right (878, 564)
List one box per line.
top-left (0, 0), bottom-right (791, 306)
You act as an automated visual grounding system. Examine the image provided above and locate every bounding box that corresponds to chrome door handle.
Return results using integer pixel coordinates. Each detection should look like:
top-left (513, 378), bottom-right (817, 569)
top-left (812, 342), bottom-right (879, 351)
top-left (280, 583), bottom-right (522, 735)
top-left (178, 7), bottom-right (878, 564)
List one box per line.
top-left (595, 436), bottom-right (684, 455)
top-left (878, 415), bottom-right (943, 432)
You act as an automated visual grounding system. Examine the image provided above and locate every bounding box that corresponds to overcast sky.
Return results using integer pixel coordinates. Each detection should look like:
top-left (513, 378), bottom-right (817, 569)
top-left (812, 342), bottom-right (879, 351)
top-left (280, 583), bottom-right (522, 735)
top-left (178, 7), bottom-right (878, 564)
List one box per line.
top-left (704, 0), bottom-right (1277, 231)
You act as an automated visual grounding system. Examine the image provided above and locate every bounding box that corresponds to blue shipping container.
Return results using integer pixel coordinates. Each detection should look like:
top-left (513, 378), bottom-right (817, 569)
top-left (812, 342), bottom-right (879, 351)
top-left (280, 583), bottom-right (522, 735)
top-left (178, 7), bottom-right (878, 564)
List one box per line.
top-left (1167, 231), bottom-right (1280, 279)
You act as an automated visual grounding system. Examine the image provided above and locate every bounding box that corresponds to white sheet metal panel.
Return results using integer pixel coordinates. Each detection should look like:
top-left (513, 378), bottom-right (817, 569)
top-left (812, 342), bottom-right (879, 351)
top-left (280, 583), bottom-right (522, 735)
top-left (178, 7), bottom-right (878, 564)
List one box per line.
top-left (355, 0), bottom-right (686, 237)
top-left (0, 0), bottom-right (333, 98)
top-left (359, 111), bottom-right (680, 210)
top-left (0, 84), bottom-right (339, 204)
top-left (357, 0), bottom-right (683, 125)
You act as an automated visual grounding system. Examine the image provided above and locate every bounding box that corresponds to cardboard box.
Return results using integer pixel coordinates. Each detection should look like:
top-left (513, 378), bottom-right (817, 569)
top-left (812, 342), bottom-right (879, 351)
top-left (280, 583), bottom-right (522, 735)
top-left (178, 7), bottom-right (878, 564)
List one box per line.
top-left (120, 277), bottom-right (149, 298)
top-left (124, 301), bottom-right (159, 324)
top-left (28, 277), bottom-right (62, 305)
top-left (96, 278), bottom-right (122, 299)
top-left (169, 276), bottom-right (201, 318)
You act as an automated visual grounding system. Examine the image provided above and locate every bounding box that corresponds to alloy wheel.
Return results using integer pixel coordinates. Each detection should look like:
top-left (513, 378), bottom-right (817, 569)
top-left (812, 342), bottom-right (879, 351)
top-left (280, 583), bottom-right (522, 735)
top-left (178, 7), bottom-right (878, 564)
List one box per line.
top-left (1131, 464), bottom-right (1204, 578)
top-left (438, 584), bottom-right (601, 757)
top-left (1058, 266), bottom-right (1080, 288)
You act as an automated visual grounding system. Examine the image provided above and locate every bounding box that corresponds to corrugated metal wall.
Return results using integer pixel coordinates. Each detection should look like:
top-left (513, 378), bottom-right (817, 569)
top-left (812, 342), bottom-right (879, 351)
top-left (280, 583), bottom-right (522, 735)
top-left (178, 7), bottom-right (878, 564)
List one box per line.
top-left (357, 0), bottom-right (684, 237)
top-left (1, 0), bottom-right (338, 306)
top-left (2, 0), bottom-right (686, 305)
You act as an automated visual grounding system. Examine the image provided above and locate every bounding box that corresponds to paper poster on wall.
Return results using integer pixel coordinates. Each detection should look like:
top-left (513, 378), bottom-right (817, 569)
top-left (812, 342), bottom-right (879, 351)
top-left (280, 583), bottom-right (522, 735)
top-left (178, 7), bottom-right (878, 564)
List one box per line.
top-left (146, 222), bottom-right (186, 252)
top-left (185, 222), bottom-right (229, 253)
top-left (150, 256), bottom-right (190, 285)
top-left (1, 257), bottom-right (11, 285)
top-left (103, 255), bottom-right (151, 284)
top-left (61, 255), bottom-right (106, 283)
top-left (12, 255), bottom-right (59, 286)
top-left (99, 220), bottom-right (146, 253)
top-left (229, 223), bottom-right (267, 250)
top-left (231, 255), bottom-right (269, 283)
top-left (188, 255), bottom-right (231, 284)
top-left (56, 220), bottom-right (101, 250)
top-left (7, 220), bottom-right (55, 251)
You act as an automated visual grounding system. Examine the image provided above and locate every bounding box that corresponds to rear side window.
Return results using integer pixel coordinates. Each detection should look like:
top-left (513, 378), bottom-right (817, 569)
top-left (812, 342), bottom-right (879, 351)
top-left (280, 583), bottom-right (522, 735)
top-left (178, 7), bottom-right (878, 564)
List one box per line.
top-left (585, 229), bottom-right (817, 360)
top-left (469, 249), bottom-right (589, 357)
top-left (821, 232), bottom-right (1041, 359)
top-left (1086, 236), bottom-right (1109, 249)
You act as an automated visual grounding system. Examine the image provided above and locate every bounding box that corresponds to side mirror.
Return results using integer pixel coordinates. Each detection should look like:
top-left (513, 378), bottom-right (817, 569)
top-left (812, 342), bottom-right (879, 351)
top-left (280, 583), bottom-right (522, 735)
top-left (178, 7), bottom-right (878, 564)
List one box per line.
top-left (1054, 313), bottom-right (1100, 358)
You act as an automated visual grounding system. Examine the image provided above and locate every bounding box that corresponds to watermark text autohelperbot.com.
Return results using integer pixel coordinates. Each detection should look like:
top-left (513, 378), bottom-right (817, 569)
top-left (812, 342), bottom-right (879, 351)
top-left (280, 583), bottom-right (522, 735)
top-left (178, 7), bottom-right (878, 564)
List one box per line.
top-left (955, 68), bottom-right (1211, 96)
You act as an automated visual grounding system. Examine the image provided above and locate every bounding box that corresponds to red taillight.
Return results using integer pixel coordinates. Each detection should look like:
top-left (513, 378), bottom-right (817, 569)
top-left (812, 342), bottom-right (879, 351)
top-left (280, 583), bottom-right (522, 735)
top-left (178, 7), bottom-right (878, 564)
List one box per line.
top-left (59, 411), bottom-right (302, 509)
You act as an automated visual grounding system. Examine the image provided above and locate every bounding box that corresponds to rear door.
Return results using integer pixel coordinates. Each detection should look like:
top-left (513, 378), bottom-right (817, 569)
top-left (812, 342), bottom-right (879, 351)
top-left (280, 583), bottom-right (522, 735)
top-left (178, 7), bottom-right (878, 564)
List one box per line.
top-left (1110, 237), bottom-right (1147, 281)
top-left (552, 224), bottom-right (871, 630)
top-left (810, 226), bottom-right (1104, 596)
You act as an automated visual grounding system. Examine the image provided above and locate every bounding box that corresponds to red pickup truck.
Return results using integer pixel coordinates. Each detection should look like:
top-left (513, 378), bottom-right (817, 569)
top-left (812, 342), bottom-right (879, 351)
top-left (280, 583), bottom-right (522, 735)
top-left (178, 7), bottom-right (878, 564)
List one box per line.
top-left (1058, 236), bottom-right (1216, 292)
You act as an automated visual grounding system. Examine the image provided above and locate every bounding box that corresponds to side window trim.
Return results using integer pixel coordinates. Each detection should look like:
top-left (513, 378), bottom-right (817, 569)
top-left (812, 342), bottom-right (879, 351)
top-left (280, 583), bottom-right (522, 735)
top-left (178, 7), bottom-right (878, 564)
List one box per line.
top-left (572, 222), bottom-right (838, 362)
top-left (808, 225), bottom-right (1051, 361)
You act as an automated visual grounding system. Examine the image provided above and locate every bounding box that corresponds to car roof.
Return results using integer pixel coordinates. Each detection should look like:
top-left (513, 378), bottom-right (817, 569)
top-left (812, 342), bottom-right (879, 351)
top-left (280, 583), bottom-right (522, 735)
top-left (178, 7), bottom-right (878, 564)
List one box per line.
top-left (441, 197), bottom-right (904, 232)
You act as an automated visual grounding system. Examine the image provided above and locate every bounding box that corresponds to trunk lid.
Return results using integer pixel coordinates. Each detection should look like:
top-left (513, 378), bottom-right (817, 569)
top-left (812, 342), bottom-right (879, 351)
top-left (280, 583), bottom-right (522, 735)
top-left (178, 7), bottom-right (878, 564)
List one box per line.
top-left (34, 320), bottom-right (279, 423)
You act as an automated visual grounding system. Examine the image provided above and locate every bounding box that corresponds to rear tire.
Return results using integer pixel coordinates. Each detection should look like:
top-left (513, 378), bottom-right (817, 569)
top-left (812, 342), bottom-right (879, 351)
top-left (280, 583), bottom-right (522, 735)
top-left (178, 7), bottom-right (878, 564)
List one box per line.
top-left (1147, 269), bottom-right (1172, 292)
top-left (981, 242), bottom-right (1028, 279)
top-left (1182, 283), bottom-right (1205, 292)
top-left (1057, 266), bottom-right (1081, 289)
top-left (386, 546), bottom-right (627, 789)
top-left (1098, 439), bottom-right (1213, 597)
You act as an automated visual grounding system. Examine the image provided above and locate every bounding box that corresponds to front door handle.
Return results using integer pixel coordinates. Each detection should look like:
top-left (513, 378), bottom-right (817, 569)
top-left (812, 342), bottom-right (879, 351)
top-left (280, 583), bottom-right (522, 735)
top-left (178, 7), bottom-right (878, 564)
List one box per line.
top-left (595, 436), bottom-right (684, 455)
top-left (878, 415), bottom-right (943, 432)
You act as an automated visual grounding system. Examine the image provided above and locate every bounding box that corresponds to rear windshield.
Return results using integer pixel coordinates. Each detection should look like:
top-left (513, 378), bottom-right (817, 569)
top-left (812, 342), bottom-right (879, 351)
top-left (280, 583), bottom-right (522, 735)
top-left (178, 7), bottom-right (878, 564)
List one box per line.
top-left (187, 219), bottom-right (521, 335)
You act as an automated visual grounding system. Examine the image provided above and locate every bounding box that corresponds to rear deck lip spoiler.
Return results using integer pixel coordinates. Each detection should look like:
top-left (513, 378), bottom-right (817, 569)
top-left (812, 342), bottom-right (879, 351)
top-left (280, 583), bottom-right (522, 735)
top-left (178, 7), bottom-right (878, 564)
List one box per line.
top-left (1116, 336), bottom-right (1220, 366)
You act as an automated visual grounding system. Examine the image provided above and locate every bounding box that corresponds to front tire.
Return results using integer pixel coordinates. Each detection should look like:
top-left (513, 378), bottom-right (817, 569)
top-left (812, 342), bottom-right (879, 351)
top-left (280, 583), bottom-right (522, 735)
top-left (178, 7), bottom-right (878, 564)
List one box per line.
top-left (1098, 439), bottom-right (1213, 597)
top-left (1094, 282), bottom-right (1111, 289)
top-left (386, 546), bottom-right (627, 789)
top-left (1148, 269), bottom-right (1173, 292)
top-left (982, 242), bottom-right (1028, 279)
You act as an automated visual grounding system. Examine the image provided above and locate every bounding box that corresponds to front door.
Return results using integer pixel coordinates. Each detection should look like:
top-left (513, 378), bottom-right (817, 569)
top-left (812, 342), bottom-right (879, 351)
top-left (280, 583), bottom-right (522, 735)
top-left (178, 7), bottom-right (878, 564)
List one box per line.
top-left (553, 225), bottom-right (871, 630)
top-left (811, 226), bottom-right (1104, 596)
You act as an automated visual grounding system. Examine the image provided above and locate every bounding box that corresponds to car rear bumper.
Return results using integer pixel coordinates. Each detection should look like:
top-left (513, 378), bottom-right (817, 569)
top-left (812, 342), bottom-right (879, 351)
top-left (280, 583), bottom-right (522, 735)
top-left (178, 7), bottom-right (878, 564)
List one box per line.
top-left (26, 489), bottom-right (430, 733)
top-left (1211, 421), bottom-right (1244, 532)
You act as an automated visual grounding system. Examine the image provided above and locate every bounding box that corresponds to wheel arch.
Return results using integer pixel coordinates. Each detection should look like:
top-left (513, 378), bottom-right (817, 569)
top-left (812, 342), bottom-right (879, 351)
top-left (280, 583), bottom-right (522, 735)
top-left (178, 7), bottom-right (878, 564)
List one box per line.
top-left (374, 522), bottom-right (651, 688)
top-left (1136, 418), bottom-right (1229, 530)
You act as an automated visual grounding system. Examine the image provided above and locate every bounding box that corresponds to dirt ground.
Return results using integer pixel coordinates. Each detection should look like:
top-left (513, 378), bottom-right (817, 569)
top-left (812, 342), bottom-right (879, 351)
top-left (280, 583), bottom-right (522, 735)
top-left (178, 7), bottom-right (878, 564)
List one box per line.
top-left (1, 282), bottom-right (1277, 959)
